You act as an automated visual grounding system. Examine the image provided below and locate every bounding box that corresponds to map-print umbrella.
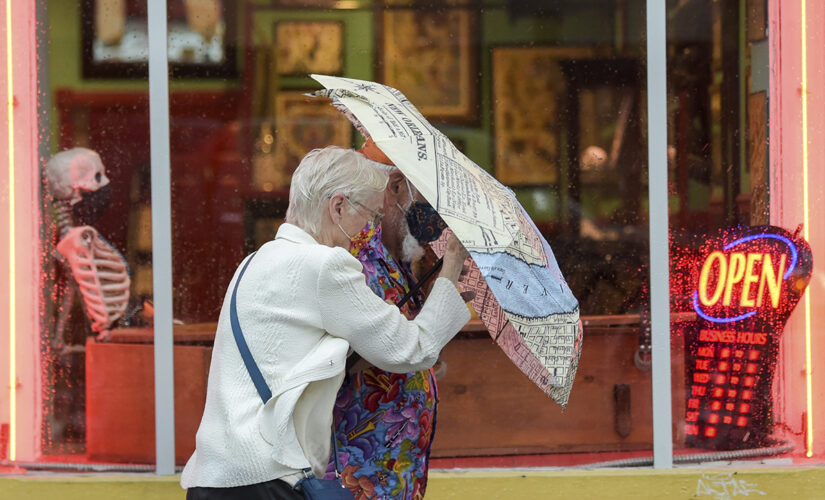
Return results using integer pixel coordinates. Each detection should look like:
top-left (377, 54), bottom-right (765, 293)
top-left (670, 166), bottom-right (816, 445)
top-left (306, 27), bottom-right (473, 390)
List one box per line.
top-left (311, 75), bottom-right (582, 408)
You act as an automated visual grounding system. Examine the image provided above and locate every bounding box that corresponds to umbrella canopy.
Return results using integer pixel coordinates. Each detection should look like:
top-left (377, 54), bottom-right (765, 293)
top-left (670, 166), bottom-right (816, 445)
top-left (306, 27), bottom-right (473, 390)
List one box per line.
top-left (311, 75), bottom-right (582, 407)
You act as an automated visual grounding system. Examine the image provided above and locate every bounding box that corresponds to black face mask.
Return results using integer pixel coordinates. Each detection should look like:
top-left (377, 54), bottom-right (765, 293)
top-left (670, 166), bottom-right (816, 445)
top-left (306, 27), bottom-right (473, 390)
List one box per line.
top-left (404, 200), bottom-right (447, 244)
top-left (397, 178), bottom-right (447, 244)
top-left (72, 184), bottom-right (112, 225)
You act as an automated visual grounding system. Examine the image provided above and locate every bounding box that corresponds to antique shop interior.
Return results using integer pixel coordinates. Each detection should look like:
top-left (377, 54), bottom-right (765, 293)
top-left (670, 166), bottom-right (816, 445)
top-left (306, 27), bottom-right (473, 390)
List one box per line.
top-left (4, 0), bottom-right (823, 476)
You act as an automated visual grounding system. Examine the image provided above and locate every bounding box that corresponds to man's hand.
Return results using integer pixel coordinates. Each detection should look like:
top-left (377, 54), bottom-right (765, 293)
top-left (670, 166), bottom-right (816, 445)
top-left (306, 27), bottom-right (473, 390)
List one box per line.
top-left (458, 263), bottom-right (476, 302)
top-left (439, 233), bottom-right (469, 286)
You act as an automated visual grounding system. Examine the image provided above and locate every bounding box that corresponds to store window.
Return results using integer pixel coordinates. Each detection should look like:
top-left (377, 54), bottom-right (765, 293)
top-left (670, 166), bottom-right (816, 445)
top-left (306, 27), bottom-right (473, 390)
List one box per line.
top-left (666, 0), bottom-right (821, 462)
top-left (2, 0), bottom-right (823, 473)
top-left (34, 0), bottom-right (157, 463)
top-left (232, 0), bottom-right (654, 466)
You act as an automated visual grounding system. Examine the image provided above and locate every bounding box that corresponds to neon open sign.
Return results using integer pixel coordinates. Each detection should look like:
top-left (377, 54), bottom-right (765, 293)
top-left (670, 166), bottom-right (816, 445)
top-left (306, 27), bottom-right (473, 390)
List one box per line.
top-left (692, 232), bottom-right (801, 324)
top-left (683, 225), bottom-right (812, 450)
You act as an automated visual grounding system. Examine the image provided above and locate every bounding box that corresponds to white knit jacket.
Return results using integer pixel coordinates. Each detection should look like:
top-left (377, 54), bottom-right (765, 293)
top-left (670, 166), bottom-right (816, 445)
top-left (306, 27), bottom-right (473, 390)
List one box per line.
top-left (180, 223), bottom-right (471, 489)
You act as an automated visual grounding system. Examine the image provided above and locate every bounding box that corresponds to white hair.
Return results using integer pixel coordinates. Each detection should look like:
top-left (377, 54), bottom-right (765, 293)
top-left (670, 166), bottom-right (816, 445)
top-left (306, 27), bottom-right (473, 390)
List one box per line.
top-left (371, 161), bottom-right (397, 174)
top-left (285, 146), bottom-right (388, 236)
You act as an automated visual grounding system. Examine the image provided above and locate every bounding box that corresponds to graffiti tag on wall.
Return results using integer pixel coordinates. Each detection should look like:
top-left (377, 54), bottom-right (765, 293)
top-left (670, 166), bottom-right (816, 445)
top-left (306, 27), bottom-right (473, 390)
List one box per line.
top-left (696, 473), bottom-right (766, 500)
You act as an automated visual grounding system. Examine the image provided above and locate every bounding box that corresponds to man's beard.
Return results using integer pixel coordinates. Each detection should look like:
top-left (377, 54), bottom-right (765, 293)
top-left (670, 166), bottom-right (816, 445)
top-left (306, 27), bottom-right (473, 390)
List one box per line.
top-left (399, 217), bottom-right (426, 263)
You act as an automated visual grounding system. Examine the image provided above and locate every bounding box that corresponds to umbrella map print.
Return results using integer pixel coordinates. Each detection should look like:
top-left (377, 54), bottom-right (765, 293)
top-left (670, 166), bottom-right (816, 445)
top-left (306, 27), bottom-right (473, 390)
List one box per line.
top-left (310, 75), bottom-right (583, 407)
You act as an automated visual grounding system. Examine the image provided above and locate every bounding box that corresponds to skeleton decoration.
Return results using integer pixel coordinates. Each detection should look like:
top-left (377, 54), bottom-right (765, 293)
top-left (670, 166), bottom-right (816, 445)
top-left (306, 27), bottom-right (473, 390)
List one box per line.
top-left (56, 227), bottom-right (130, 335)
top-left (46, 148), bottom-right (130, 338)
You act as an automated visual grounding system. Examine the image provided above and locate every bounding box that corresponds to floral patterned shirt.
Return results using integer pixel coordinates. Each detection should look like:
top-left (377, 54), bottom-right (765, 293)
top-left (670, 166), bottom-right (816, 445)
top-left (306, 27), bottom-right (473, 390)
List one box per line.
top-left (324, 224), bottom-right (437, 500)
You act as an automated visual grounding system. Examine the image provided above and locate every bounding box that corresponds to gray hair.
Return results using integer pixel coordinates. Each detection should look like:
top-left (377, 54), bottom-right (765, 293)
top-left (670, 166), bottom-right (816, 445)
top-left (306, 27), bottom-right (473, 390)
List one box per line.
top-left (285, 146), bottom-right (389, 236)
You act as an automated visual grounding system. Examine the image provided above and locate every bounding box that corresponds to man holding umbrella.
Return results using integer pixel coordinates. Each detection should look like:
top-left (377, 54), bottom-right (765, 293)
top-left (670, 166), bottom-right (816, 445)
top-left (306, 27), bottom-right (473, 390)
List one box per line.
top-left (323, 138), bottom-right (453, 500)
top-left (315, 74), bottom-right (581, 499)
top-left (312, 75), bottom-right (582, 410)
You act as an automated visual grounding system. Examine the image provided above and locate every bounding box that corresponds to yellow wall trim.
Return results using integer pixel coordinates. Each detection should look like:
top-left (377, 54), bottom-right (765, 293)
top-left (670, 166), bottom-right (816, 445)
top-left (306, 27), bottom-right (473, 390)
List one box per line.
top-left (2, 467), bottom-right (825, 500)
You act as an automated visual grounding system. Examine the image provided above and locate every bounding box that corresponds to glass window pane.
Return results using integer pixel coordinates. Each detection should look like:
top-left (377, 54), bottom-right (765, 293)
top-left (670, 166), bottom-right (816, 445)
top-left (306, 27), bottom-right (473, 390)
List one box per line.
top-left (667, 0), bottom-right (760, 458)
top-left (35, 0), bottom-right (156, 466)
top-left (666, 0), bottom-right (821, 463)
top-left (169, 0), bottom-right (654, 473)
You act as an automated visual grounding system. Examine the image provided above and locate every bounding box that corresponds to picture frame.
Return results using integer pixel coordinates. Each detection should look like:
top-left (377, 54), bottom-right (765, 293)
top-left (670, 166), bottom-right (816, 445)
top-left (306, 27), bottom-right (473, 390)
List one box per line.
top-left (381, 0), bottom-right (478, 5)
top-left (271, 91), bottom-right (353, 186)
top-left (81, 0), bottom-right (238, 79)
top-left (243, 197), bottom-right (288, 254)
top-left (274, 21), bottom-right (344, 76)
top-left (449, 137), bottom-right (466, 154)
top-left (378, 8), bottom-right (479, 124)
top-left (263, 0), bottom-right (341, 7)
top-left (491, 46), bottom-right (595, 186)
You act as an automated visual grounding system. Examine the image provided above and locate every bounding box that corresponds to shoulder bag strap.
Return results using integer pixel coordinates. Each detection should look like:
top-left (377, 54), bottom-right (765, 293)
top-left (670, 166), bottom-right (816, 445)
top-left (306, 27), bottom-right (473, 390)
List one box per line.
top-left (231, 251), bottom-right (343, 477)
top-left (229, 252), bottom-right (273, 403)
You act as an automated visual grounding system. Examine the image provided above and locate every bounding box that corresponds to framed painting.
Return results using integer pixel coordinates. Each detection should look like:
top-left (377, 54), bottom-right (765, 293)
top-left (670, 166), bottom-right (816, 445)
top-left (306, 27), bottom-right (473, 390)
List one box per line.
top-left (378, 8), bottom-right (478, 124)
top-left (243, 196), bottom-right (288, 254)
top-left (274, 21), bottom-right (344, 76)
top-left (382, 0), bottom-right (478, 5)
top-left (492, 46), bottom-right (595, 186)
top-left (81, 0), bottom-right (237, 79)
top-left (449, 137), bottom-right (466, 154)
top-left (271, 91), bottom-right (353, 186)
top-left (264, 0), bottom-right (341, 7)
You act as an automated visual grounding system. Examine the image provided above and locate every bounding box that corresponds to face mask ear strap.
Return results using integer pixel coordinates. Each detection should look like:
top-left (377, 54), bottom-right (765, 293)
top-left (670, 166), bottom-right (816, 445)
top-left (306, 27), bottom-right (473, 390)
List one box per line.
top-left (395, 177), bottom-right (416, 215)
top-left (404, 177), bottom-right (418, 205)
top-left (337, 223), bottom-right (351, 240)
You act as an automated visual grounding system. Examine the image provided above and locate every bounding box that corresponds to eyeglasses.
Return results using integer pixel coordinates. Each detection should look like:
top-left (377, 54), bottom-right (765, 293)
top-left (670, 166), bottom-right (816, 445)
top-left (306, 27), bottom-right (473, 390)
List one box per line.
top-left (345, 195), bottom-right (384, 225)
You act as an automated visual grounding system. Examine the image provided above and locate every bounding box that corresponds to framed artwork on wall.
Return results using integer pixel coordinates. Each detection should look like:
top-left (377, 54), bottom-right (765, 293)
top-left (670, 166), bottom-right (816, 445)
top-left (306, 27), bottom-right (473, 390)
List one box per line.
top-left (378, 8), bottom-right (478, 124)
top-left (491, 46), bottom-right (595, 186)
top-left (244, 195), bottom-right (287, 254)
top-left (81, 0), bottom-right (238, 78)
top-left (265, 91), bottom-right (353, 188)
top-left (274, 21), bottom-right (344, 76)
top-left (449, 137), bottom-right (466, 154)
top-left (382, 0), bottom-right (477, 5)
top-left (263, 0), bottom-right (341, 7)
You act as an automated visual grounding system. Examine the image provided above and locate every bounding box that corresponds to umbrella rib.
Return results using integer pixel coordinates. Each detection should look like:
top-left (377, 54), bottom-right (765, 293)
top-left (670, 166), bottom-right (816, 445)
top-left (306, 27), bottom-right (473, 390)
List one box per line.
top-left (494, 321), bottom-right (506, 342)
top-left (478, 286), bottom-right (507, 342)
top-left (397, 257), bottom-right (443, 309)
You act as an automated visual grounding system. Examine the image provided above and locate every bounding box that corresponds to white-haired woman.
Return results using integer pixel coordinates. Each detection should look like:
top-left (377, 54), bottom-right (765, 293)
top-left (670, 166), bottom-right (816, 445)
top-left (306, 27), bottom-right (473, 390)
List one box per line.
top-left (181, 146), bottom-right (471, 499)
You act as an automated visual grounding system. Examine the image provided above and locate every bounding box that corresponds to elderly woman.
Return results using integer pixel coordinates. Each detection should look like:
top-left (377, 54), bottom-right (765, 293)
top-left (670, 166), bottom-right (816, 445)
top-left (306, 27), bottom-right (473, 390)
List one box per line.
top-left (181, 146), bottom-right (471, 499)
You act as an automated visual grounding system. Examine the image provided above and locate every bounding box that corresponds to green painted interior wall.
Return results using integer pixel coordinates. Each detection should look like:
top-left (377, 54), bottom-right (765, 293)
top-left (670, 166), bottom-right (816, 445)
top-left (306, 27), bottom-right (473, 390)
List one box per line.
top-left (44, 1), bottom-right (644, 221)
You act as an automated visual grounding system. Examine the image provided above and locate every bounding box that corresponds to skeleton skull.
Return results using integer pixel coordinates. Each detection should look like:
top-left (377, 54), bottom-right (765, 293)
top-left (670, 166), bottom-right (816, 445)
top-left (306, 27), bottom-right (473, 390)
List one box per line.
top-left (45, 147), bottom-right (111, 205)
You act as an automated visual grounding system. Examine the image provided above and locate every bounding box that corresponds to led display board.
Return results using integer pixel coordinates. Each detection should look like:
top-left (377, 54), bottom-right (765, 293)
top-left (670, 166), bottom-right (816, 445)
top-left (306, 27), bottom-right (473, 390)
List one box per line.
top-left (683, 226), bottom-right (812, 449)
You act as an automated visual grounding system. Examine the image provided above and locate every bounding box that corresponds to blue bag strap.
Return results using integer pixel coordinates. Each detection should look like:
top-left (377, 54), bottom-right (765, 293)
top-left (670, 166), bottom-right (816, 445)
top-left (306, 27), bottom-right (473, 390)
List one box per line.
top-left (331, 433), bottom-right (342, 477)
top-left (233, 251), bottom-right (343, 477)
top-left (229, 252), bottom-right (272, 403)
